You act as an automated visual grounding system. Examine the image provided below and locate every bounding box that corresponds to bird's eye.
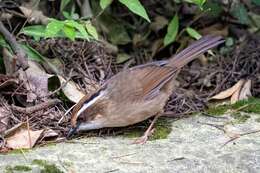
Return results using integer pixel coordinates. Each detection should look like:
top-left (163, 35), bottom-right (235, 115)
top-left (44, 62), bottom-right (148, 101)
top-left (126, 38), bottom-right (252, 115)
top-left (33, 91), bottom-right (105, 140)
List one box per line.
top-left (77, 114), bottom-right (85, 122)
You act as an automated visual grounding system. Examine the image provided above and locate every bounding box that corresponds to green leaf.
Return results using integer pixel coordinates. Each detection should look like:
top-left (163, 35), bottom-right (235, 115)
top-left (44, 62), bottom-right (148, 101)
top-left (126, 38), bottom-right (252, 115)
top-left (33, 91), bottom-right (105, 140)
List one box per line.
top-left (184, 0), bottom-right (206, 8)
top-left (98, 14), bottom-right (131, 45)
top-left (21, 22), bottom-right (88, 40)
top-left (164, 14), bottom-right (179, 46)
top-left (252, 0), bottom-right (260, 6)
top-left (85, 22), bottom-right (98, 40)
top-left (0, 34), bottom-right (11, 49)
top-left (20, 44), bottom-right (44, 62)
top-left (231, 3), bottom-right (249, 25)
top-left (118, 0), bottom-right (150, 22)
top-left (100, 0), bottom-right (113, 9)
top-left (63, 25), bottom-right (76, 41)
top-left (116, 53), bottom-right (131, 63)
top-left (62, 11), bottom-right (71, 19)
top-left (60, 0), bottom-right (71, 11)
top-left (186, 27), bottom-right (202, 40)
top-left (20, 25), bottom-right (46, 38)
top-left (65, 20), bottom-right (89, 40)
top-left (203, 1), bottom-right (223, 18)
top-left (225, 37), bottom-right (234, 47)
top-left (45, 19), bottom-right (64, 38)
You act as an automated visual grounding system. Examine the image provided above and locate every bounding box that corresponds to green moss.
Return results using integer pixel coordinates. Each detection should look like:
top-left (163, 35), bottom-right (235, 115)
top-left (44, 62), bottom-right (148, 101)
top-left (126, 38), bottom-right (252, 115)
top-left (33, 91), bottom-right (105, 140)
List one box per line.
top-left (13, 165), bottom-right (32, 172)
top-left (205, 97), bottom-right (260, 123)
top-left (231, 112), bottom-right (251, 123)
top-left (7, 148), bottom-right (31, 155)
top-left (4, 166), bottom-right (12, 173)
top-left (32, 159), bottom-right (63, 173)
top-left (151, 118), bottom-right (172, 140)
top-left (61, 161), bottom-right (73, 168)
top-left (231, 97), bottom-right (260, 114)
top-left (206, 97), bottom-right (260, 115)
top-left (206, 104), bottom-right (229, 116)
top-left (123, 118), bottom-right (172, 140)
top-left (5, 165), bottom-right (32, 172)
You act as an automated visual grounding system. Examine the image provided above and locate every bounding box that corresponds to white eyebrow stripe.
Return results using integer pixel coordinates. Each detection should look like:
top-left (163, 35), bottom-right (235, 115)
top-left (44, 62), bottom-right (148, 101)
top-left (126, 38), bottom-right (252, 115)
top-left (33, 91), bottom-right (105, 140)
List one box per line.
top-left (76, 91), bottom-right (105, 117)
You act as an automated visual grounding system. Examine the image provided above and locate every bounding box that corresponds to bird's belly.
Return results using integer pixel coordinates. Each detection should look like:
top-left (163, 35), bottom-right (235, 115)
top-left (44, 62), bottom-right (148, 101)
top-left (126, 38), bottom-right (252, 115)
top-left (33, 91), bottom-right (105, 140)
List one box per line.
top-left (105, 92), bottom-right (171, 127)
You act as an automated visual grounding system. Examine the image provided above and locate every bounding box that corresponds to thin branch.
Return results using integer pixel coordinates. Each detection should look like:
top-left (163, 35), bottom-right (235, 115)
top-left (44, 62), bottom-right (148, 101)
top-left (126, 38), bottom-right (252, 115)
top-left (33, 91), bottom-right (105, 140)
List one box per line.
top-left (79, 0), bottom-right (93, 19)
top-left (11, 99), bottom-right (61, 114)
top-left (0, 21), bottom-right (28, 70)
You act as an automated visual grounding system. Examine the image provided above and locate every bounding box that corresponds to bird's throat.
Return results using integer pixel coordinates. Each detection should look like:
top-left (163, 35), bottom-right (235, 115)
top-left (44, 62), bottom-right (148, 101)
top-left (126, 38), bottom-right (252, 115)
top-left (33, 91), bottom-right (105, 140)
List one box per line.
top-left (77, 122), bottom-right (103, 131)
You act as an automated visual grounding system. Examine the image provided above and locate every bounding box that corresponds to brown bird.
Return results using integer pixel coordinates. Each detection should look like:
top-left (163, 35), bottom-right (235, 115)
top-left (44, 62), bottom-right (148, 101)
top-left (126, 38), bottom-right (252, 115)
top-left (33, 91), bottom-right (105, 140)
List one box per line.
top-left (67, 35), bottom-right (224, 143)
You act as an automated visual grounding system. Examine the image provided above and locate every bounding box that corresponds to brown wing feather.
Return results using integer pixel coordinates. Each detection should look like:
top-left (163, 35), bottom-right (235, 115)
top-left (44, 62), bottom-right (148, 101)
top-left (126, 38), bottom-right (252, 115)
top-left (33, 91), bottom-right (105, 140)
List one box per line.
top-left (167, 35), bottom-right (224, 67)
top-left (106, 65), bottom-right (177, 102)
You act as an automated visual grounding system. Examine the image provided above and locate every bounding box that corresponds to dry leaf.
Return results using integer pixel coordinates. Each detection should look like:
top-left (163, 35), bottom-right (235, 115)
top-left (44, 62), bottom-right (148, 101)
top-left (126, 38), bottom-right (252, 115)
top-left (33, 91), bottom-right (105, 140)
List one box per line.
top-left (198, 54), bottom-right (208, 66)
top-left (239, 79), bottom-right (252, 100)
top-left (151, 39), bottom-right (163, 57)
top-left (5, 123), bottom-right (44, 149)
top-left (42, 128), bottom-right (58, 139)
top-left (200, 24), bottom-right (228, 37)
top-left (17, 61), bottom-right (51, 104)
top-left (230, 84), bottom-right (242, 104)
top-left (150, 16), bottom-right (168, 32)
top-left (19, 6), bottom-right (49, 24)
top-left (57, 75), bottom-right (85, 103)
top-left (211, 79), bottom-right (245, 100)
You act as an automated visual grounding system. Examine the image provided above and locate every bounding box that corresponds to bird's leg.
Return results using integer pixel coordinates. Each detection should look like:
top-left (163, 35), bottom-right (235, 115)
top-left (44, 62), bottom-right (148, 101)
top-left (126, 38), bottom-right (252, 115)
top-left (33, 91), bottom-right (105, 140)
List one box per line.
top-left (133, 115), bottom-right (160, 144)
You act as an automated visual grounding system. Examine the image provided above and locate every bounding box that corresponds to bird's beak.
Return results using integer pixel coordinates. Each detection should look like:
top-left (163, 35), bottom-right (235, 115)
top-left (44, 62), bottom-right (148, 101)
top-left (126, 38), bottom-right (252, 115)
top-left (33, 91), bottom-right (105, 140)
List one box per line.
top-left (66, 123), bottom-right (80, 139)
top-left (66, 121), bottom-right (103, 139)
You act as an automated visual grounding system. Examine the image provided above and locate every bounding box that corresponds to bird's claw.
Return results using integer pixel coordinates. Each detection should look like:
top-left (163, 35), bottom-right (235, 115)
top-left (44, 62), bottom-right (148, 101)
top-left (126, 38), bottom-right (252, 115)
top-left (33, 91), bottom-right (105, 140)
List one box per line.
top-left (132, 128), bottom-right (155, 144)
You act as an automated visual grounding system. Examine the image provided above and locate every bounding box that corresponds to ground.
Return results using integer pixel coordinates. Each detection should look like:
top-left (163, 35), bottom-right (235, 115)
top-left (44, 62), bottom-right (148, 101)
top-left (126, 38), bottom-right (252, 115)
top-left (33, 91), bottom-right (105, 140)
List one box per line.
top-left (1, 113), bottom-right (260, 173)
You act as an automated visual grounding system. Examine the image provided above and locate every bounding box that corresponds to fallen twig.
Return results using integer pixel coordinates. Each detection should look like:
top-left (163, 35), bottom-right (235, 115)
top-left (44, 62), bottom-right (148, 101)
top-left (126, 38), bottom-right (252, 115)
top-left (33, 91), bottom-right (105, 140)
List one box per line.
top-left (221, 129), bottom-right (260, 148)
top-left (11, 99), bottom-right (61, 114)
top-left (0, 79), bottom-right (18, 89)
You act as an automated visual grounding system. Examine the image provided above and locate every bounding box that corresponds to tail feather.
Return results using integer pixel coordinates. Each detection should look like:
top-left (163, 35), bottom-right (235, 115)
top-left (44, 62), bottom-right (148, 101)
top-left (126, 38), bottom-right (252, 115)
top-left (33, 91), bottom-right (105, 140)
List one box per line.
top-left (167, 35), bottom-right (224, 68)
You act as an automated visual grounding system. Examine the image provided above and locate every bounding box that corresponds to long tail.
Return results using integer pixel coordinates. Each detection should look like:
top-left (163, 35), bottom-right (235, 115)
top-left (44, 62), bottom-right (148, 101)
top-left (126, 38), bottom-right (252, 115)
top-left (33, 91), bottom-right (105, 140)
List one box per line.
top-left (167, 35), bottom-right (224, 68)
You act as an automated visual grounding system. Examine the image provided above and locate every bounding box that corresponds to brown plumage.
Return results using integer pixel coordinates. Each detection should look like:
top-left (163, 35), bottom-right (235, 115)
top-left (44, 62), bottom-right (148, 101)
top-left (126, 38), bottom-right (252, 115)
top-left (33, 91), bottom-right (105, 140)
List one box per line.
top-left (68, 35), bottom-right (224, 143)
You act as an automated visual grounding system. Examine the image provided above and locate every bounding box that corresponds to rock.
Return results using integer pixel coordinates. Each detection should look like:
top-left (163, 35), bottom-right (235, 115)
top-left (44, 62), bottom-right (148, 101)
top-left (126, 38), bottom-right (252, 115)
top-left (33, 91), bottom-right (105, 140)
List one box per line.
top-left (0, 114), bottom-right (260, 173)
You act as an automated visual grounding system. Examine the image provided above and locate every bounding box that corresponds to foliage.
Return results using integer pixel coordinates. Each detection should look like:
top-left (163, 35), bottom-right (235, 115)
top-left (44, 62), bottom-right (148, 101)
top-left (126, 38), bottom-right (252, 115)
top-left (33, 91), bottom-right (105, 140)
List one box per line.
top-left (186, 27), bottom-right (202, 40)
top-left (184, 0), bottom-right (206, 8)
top-left (60, 0), bottom-right (71, 12)
top-left (164, 14), bottom-right (179, 46)
top-left (231, 3), bottom-right (250, 25)
top-left (100, 0), bottom-right (113, 10)
top-left (252, 0), bottom-right (260, 6)
top-left (21, 19), bottom-right (98, 41)
top-left (99, 0), bottom-right (150, 22)
top-left (118, 0), bottom-right (150, 22)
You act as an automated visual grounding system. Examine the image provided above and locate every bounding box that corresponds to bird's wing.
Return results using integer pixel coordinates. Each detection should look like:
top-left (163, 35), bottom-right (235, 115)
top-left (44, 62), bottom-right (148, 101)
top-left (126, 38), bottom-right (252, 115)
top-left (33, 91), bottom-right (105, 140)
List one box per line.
top-left (106, 65), bottom-right (177, 102)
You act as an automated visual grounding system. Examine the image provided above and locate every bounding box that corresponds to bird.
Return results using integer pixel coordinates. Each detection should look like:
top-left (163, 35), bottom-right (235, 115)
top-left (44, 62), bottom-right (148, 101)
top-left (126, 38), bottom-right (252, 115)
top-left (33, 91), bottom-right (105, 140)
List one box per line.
top-left (67, 35), bottom-right (224, 144)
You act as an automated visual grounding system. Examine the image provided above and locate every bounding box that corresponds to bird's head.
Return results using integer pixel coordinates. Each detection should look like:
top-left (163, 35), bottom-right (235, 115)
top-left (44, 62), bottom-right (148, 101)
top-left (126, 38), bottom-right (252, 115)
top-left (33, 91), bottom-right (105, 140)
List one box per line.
top-left (67, 89), bottom-right (107, 139)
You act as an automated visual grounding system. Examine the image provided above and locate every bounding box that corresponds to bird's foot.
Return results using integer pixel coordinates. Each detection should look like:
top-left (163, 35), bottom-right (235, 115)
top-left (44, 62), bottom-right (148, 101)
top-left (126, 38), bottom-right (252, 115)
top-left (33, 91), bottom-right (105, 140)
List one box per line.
top-left (132, 128), bottom-right (155, 144)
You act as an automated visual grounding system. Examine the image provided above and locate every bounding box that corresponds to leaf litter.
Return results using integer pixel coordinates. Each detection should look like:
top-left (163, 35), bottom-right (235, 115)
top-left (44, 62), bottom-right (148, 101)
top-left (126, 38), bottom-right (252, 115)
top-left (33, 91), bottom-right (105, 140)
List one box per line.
top-left (0, 34), bottom-right (260, 151)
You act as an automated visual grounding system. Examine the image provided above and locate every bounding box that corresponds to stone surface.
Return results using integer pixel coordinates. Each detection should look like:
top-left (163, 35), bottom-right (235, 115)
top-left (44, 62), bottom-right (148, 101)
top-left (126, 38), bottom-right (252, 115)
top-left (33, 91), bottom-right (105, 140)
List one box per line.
top-left (1, 114), bottom-right (260, 173)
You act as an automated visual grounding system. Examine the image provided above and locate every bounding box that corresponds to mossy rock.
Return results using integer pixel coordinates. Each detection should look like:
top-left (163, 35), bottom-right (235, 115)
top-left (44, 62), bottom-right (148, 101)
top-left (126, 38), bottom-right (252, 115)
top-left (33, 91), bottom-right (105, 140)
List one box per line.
top-left (122, 117), bottom-right (172, 140)
top-left (5, 165), bottom-right (32, 173)
top-left (32, 159), bottom-right (63, 173)
top-left (205, 97), bottom-right (260, 123)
